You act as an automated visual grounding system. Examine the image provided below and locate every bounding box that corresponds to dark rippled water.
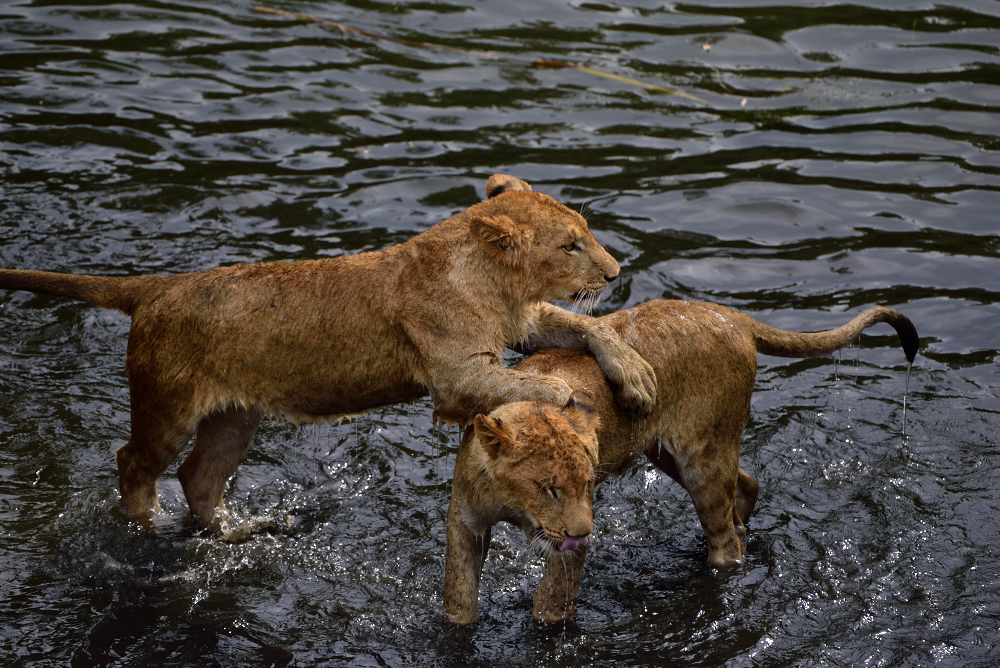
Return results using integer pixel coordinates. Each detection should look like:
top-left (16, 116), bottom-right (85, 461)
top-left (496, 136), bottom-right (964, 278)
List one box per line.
top-left (2, 1), bottom-right (998, 666)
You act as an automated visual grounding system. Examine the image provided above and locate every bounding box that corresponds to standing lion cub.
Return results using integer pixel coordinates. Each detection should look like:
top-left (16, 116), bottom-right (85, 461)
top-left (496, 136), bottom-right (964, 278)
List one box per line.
top-left (0, 174), bottom-right (655, 531)
top-left (444, 299), bottom-right (918, 624)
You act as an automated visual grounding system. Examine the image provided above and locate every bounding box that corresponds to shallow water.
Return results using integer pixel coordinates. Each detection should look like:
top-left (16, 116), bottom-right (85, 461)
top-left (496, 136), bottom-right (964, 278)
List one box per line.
top-left (1, 1), bottom-right (998, 666)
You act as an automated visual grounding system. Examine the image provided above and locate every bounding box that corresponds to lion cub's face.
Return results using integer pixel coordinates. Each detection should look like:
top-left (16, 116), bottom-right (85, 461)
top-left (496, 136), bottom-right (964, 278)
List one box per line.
top-left (474, 400), bottom-right (599, 556)
top-left (470, 176), bottom-right (620, 304)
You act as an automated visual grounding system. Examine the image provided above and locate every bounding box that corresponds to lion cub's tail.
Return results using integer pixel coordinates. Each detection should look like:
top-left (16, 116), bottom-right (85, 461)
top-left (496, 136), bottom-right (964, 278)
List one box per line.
top-left (0, 268), bottom-right (165, 316)
top-left (752, 306), bottom-right (919, 363)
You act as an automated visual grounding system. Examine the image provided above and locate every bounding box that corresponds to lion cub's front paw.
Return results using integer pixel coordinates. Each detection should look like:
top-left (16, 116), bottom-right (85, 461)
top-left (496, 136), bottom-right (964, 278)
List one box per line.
top-left (613, 352), bottom-right (657, 417)
top-left (543, 376), bottom-right (574, 407)
top-left (591, 334), bottom-right (656, 416)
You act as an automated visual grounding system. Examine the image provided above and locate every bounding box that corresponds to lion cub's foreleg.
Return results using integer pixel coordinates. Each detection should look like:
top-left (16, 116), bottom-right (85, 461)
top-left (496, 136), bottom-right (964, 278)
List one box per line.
top-left (518, 302), bottom-right (657, 416)
top-left (427, 357), bottom-right (575, 425)
top-left (532, 545), bottom-right (588, 624)
top-left (443, 495), bottom-right (492, 625)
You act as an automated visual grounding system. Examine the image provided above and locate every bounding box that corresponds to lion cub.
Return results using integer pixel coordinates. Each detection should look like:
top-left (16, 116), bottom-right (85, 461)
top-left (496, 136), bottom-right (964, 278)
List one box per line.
top-left (444, 299), bottom-right (918, 624)
top-left (0, 174), bottom-right (655, 531)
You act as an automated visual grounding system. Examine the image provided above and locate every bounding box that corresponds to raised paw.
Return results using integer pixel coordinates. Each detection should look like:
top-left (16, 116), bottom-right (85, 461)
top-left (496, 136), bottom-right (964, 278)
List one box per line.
top-left (542, 375), bottom-right (575, 408)
top-left (609, 347), bottom-right (657, 417)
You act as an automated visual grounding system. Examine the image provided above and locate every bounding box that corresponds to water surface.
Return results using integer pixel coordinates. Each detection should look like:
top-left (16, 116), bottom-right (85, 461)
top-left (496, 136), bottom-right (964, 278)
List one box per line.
top-left (1, 1), bottom-right (999, 666)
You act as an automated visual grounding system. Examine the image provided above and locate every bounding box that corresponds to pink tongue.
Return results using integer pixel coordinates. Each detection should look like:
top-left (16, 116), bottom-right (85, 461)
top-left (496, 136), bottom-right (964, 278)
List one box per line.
top-left (559, 535), bottom-right (589, 552)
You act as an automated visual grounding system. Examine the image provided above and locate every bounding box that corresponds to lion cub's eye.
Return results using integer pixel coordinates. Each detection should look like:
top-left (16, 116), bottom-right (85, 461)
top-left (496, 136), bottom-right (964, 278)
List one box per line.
top-left (541, 484), bottom-right (559, 500)
top-left (562, 241), bottom-right (582, 252)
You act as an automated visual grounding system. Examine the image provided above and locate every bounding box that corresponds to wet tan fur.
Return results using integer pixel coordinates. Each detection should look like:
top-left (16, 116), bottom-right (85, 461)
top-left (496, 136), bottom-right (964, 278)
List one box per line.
top-left (0, 175), bottom-right (656, 532)
top-left (444, 299), bottom-right (918, 624)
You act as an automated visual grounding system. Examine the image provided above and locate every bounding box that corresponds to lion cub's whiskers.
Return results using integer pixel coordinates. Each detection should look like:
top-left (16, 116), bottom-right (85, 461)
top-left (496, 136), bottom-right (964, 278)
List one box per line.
top-left (572, 287), bottom-right (604, 316)
top-left (593, 462), bottom-right (615, 477)
top-left (527, 527), bottom-right (556, 559)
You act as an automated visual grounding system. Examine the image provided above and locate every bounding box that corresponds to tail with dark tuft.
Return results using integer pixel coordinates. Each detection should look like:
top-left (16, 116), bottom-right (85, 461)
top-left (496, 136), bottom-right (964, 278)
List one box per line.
top-left (890, 311), bottom-right (920, 363)
top-left (753, 306), bottom-right (919, 363)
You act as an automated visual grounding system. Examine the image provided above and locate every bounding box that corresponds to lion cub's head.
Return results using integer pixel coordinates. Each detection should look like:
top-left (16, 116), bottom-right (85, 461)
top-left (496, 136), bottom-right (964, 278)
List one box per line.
top-left (473, 397), bottom-right (600, 556)
top-left (468, 175), bottom-right (619, 306)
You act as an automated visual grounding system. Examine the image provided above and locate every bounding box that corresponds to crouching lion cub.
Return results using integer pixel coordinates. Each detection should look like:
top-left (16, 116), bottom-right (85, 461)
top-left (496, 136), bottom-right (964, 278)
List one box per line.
top-left (443, 299), bottom-right (918, 624)
top-left (0, 174), bottom-right (656, 532)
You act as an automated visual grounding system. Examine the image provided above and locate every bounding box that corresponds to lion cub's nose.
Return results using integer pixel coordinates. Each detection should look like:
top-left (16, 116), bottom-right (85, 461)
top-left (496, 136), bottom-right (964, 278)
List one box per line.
top-left (604, 269), bottom-right (619, 283)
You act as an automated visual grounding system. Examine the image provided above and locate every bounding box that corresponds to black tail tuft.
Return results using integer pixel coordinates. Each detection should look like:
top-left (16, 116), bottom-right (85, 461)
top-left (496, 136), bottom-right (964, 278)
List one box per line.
top-left (894, 313), bottom-right (920, 363)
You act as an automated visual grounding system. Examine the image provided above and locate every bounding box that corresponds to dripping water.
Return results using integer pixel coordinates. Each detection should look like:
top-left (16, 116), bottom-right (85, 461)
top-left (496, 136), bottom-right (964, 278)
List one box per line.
top-left (902, 361), bottom-right (912, 438)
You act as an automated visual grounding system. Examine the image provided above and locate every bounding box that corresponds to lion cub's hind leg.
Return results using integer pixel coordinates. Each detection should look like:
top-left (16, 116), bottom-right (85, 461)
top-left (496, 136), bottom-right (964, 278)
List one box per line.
top-left (177, 404), bottom-right (263, 532)
top-left (115, 413), bottom-right (197, 522)
top-left (734, 467), bottom-right (760, 546)
top-left (646, 441), bottom-right (746, 568)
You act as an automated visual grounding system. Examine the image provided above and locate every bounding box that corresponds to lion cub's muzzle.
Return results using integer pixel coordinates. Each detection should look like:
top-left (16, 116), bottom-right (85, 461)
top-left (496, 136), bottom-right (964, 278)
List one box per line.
top-left (573, 261), bottom-right (618, 302)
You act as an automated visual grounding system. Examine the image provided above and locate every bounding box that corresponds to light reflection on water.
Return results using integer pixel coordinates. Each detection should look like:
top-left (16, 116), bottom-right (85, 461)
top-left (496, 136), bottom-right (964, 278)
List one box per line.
top-left (1, 0), bottom-right (999, 666)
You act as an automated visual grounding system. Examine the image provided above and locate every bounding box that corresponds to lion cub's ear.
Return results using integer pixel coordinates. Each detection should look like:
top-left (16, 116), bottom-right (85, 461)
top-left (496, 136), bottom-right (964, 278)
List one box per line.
top-left (485, 174), bottom-right (532, 199)
top-left (562, 393), bottom-right (600, 435)
top-left (470, 215), bottom-right (532, 265)
top-left (561, 396), bottom-right (600, 464)
top-left (474, 414), bottom-right (516, 460)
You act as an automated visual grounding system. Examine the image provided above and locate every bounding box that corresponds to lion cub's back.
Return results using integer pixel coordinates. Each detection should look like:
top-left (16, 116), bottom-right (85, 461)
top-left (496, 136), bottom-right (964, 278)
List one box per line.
top-left (603, 299), bottom-right (760, 447)
top-left (125, 254), bottom-right (425, 415)
top-left (512, 300), bottom-right (761, 473)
